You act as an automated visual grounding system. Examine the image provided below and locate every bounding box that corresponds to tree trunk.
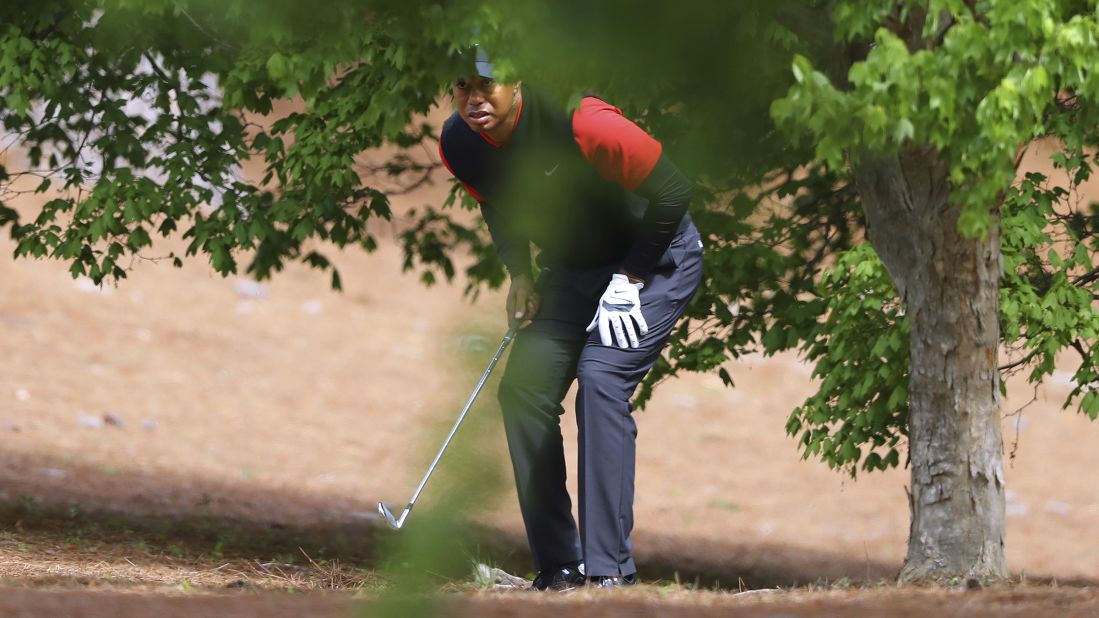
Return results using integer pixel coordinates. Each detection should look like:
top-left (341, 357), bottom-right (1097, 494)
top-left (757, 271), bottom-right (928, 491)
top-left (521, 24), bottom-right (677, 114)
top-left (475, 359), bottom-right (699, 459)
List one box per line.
top-left (853, 147), bottom-right (1007, 583)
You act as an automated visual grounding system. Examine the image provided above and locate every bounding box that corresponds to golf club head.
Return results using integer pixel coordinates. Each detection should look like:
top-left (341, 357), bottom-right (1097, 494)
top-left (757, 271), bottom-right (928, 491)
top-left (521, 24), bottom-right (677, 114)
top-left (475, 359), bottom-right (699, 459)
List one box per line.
top-left (377, 502), bottom-right (404, 530)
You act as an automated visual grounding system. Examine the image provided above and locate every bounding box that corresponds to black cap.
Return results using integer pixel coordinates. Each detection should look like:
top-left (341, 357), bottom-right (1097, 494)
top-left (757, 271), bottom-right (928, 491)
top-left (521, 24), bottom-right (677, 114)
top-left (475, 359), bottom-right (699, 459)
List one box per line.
top-left (474, 47), bottom-right (494, 79)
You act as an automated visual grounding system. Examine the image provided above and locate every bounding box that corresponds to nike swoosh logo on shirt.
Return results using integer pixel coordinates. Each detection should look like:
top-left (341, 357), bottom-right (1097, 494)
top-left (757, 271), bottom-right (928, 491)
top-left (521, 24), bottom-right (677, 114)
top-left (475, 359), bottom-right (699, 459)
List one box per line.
top-left (544, 163), bottom-right (559, 176)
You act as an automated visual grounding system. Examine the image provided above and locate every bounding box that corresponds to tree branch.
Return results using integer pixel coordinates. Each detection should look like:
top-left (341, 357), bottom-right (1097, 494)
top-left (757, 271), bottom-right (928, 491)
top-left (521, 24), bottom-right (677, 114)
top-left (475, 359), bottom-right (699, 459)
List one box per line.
top-left (1071, 339), bottom-right (1089, 364)
top-left (1073, 267), bottom-right (1099, 288)
top-left (179, 9), bottom-right (237, 51)
top-left (998, 350), bottom-right (1038, 373)
top-left (1014, 141), bottom-right (1031, 175)
top-left (142, 52), bottom-right (172, 83)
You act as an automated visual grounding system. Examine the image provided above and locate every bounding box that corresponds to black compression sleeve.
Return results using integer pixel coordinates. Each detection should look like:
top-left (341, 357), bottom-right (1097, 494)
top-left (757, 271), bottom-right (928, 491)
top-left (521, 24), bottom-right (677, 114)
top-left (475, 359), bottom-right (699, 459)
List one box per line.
top-left (480, 202), bottom-right (532, 279)
top-left (620, 153), bottom-right (693, 280)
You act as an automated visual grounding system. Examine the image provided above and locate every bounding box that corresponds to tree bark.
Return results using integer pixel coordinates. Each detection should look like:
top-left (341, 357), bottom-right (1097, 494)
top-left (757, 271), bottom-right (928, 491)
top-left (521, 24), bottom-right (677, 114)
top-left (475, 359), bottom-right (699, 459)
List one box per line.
top-left (853, 147), bottom-right (1007, 583)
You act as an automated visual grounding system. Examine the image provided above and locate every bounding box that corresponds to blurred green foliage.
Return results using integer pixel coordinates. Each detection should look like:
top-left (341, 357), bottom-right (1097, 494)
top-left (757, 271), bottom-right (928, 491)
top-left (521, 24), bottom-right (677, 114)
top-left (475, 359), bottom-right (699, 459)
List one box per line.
top-left (367, 324), bottom-right (506, 611)
top-left (0, 0), bottom-right (1096, 484)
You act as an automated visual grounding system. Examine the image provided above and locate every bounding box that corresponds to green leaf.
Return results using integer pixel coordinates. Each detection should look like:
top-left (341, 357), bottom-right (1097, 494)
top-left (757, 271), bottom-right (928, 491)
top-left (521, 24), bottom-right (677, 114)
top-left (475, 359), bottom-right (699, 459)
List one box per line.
top-left (266, 52), bottom-right (289, 79)
top-left (892, 118), bottom-right (914, 144)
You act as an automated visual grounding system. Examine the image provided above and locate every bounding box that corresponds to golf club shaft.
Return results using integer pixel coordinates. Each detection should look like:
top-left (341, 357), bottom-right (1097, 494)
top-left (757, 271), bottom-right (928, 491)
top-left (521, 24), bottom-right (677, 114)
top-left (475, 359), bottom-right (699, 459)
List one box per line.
top-left (400, 324), bottom-right (520, 516)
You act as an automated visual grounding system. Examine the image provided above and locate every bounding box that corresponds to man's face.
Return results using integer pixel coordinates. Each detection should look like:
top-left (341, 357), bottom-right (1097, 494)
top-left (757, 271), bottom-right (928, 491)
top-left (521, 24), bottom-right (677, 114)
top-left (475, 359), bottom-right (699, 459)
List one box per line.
top-left (453, 76), bottom-right (517, 134)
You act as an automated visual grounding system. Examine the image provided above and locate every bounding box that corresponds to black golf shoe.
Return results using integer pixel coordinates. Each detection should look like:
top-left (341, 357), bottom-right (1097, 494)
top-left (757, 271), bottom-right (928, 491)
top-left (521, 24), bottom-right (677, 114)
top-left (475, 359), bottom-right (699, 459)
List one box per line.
top-left (588, 573), bottom-right (638, 589)
top-left (531, 561), bottom-right (586, 592)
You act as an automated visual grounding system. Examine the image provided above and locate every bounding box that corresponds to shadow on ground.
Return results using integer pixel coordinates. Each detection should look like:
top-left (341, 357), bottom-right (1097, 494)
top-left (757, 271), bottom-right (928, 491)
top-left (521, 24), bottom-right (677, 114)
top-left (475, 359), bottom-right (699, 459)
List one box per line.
top-left (1, 453), bottom-right (1093, 591)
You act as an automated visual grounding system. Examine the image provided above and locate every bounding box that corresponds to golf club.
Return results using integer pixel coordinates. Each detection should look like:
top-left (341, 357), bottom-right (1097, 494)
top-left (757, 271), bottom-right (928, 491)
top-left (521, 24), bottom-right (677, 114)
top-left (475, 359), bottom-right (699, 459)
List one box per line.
top-left (378, 323), bottom-right (520, 530)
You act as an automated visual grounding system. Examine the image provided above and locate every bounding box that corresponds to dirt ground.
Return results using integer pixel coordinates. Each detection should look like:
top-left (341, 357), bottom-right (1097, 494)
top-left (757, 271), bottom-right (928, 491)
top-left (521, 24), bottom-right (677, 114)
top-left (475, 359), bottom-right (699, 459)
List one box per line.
top-left (0, 126), bottom-right (1097, 616)
top-left (1, 585), bottom-right (1098, 618)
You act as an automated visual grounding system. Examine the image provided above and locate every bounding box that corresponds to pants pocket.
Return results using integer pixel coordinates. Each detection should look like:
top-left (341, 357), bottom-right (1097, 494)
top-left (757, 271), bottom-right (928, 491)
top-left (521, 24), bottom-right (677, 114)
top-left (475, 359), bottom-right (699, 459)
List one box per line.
top-left (661, 233), bottom-right (702, 270)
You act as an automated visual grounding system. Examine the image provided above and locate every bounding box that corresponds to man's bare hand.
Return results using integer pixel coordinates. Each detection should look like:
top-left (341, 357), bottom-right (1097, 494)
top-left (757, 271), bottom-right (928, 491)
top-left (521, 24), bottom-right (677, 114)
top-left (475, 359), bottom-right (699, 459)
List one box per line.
top-left (506, 274), bottom-right (540, 328)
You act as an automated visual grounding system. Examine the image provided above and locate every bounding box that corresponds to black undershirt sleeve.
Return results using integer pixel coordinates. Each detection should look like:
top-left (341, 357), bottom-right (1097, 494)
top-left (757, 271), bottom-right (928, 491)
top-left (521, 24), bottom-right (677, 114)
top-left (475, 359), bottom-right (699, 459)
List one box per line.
top-left (620, 153), bottom-right (693, 280)
top-left (480, 201), bottom-right (533, 279)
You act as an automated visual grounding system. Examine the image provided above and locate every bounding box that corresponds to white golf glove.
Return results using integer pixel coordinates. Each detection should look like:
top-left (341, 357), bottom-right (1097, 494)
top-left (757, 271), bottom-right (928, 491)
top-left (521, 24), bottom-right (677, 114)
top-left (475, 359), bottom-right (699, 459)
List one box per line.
top-left (586, 273), bottom-right (648, 349)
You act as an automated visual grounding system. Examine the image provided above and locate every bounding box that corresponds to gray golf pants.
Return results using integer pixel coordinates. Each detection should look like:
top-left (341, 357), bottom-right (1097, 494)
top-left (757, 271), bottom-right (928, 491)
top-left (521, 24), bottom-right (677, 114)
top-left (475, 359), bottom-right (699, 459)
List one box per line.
top-left (497, 219), bottom-right (703, 577)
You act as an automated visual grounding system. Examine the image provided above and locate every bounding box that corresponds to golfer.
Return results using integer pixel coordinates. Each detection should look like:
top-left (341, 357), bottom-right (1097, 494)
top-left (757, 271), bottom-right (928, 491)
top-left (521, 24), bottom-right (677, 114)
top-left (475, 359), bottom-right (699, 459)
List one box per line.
top-left (439, 51), bottom-right (703, 590)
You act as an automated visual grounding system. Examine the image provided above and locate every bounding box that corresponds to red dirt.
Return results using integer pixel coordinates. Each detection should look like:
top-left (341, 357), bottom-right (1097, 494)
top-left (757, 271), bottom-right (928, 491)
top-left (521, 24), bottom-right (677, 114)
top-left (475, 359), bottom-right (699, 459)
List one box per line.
top-left (1, 585), bottom-right (1097, 618)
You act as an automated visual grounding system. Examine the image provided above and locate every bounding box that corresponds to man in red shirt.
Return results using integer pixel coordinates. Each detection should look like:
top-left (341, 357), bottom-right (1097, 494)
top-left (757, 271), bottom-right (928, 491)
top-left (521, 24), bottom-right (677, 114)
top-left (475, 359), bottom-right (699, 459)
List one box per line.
top-left (439, 51), bottom-right (703, 590)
